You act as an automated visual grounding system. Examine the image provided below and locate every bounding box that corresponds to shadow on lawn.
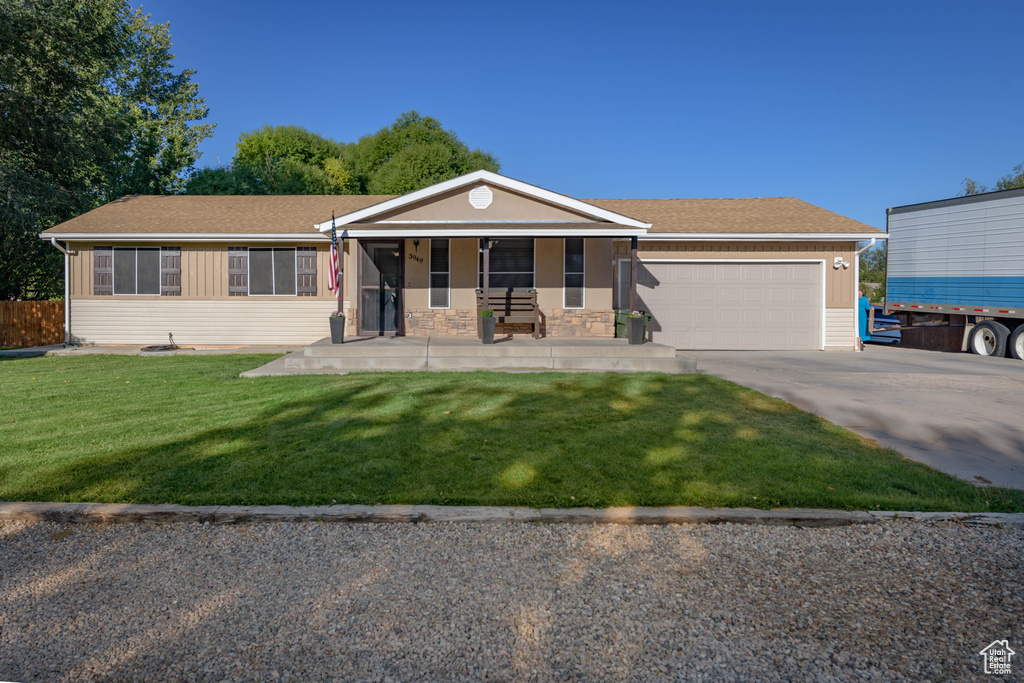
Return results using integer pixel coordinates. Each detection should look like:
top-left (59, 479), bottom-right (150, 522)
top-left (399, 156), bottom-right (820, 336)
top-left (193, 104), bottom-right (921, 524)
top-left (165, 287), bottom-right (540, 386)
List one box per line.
top-left (14, 372), bottom-right (1014, 511)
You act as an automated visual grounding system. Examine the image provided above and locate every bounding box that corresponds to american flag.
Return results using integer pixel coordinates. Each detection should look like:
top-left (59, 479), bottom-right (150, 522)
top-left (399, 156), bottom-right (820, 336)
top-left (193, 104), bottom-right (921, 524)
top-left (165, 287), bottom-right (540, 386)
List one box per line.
top-left (328, 212), bottom-right (341, 299)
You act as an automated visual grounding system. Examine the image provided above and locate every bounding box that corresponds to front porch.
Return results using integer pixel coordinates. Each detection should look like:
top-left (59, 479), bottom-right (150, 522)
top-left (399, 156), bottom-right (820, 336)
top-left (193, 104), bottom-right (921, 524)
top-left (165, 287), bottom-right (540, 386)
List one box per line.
top-left (242, 336), bottom-right (697, 376)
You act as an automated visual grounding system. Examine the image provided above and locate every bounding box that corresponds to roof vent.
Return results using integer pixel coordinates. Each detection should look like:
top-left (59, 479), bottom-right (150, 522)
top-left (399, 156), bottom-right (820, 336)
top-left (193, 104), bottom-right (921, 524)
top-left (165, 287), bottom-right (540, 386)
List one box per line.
top-left (468, 185), bottom-right (493, 210)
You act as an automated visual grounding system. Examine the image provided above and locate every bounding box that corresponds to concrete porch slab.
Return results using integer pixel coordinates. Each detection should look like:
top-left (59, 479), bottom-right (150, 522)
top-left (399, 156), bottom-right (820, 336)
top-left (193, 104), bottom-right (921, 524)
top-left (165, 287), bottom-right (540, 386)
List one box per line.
top-left (245, 336), bottom-right (697, 375)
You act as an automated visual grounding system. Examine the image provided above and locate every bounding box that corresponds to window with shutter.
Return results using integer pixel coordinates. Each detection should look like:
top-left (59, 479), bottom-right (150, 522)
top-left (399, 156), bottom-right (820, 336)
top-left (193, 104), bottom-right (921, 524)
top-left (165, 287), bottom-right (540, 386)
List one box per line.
top-left (94, 247), bottom-right (113, 295)
top-left (564, 238), bottom-right (584, 308)
top-left (296, 247), bottom-right (317, 296)
top-left (429, 239), bottom-right (449, 308)
top-left (161, 247), bottom-right (181, 296)
top-left (478, 238), bottom-right (534, 290)
top-left (229, 247), bottom-right (248, 296)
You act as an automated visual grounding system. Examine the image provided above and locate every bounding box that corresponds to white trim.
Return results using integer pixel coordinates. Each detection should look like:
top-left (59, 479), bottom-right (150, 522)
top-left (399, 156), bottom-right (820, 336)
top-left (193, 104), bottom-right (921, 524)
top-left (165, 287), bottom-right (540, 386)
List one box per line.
top-left (619, 257), bottom-right (828, 351)
top-left (315, 170), bottom-right (651, 231)
top-left (340, 227), bottom-right (644, 238)
top-left (638, 233), bottom-right (887, 242)
top-left (563, 237), bottom-right (585, 309)
top-left (42, 233), bottom-right (329, 243)
top-left (428, 238), bottom-right (450, 310)
top-left (854, 244), bottom-right (862, 344)
top-left (375, 220), bottom-right (597, 224)
top-left (49, 238), bottom-right (70, 344)
top-left (616, 259), bottom-right (630, 309)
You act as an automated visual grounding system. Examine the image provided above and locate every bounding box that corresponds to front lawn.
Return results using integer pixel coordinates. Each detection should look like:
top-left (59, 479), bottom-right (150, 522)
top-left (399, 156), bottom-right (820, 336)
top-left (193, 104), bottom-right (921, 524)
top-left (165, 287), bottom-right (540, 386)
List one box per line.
top-left (1, 355), bottom-right (1020, 512)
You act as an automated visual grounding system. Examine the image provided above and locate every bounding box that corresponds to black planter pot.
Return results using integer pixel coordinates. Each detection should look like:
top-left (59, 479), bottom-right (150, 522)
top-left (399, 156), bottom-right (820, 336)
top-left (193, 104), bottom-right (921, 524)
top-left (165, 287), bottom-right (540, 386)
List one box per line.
top-left (627, 316), bottom-right (645, 345)
top-left (329, 315), bottom-right (345, 344)
top-left (480, 316), bottom-right (496, 344)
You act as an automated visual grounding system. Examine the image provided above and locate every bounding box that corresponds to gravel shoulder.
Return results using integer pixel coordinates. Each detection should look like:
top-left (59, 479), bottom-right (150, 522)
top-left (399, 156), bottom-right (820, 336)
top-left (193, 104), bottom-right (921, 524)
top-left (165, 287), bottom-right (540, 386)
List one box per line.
top-left (2, 520), bottom-right (1021, 682)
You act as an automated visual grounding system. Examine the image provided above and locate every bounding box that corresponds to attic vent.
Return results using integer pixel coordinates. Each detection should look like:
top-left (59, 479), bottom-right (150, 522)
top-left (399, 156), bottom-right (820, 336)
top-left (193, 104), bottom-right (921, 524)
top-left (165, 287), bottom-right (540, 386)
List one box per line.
top-left (468, 185), bottom-right (493, 210)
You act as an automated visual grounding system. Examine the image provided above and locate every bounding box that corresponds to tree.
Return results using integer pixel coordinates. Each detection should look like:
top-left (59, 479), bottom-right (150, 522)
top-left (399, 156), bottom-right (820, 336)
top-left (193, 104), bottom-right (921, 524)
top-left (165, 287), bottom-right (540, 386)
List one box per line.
top-left (187, 125), bottom-right (354, 195)
top-left (859, 242), bottom-right (887, 302)
top-left (234, 124), bottom-right (343, 169)
top-left (345, 111), bottom-right (500, 194)
top-left (186, 112), bottom-right (498, 197)
top-left (959, 163), bottom-right (1024, 196)
top-left (0, 0), bottom-right (214, 300)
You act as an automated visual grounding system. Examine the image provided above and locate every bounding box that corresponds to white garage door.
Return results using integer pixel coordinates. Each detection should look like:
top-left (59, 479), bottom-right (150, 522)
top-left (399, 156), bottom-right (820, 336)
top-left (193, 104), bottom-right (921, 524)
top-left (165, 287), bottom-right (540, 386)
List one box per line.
top-left (635, 262), bottom-right (820, 350)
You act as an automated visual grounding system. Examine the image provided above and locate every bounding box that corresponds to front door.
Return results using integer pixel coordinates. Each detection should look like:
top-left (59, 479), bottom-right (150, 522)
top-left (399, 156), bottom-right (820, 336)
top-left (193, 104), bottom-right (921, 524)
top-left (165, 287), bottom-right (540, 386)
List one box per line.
top-left (358, 241), bottom-right (403, 336)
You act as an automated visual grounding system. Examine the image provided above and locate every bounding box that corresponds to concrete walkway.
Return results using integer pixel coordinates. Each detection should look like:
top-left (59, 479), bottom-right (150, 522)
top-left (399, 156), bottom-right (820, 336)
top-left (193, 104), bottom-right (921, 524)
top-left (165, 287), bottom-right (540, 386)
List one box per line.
top-left (0, 343), bottom-right (300, 357)
top-left (689, 346), bottom-right (1024, 489)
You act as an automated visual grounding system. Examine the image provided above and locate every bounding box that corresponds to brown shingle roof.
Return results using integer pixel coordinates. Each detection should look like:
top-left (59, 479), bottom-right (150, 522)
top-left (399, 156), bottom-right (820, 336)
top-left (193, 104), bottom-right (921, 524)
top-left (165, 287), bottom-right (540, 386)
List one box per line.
top-left (586, 197), bottom-right (880, 234)
top-left (41, 194), bottom-right (882, 236)
top-left (41, 194), bottom-right (394, 235)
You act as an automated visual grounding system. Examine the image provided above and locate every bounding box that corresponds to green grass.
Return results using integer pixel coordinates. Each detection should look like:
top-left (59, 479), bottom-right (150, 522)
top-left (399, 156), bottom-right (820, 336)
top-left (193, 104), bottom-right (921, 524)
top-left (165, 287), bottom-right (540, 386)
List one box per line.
top-left (1, 354), bottom-right (1021, 512)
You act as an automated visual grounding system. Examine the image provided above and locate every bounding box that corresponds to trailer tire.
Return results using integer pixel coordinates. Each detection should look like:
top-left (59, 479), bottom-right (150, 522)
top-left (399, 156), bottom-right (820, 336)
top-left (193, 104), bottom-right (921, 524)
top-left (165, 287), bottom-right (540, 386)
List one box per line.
top-left (968, 320), bottom-right (1009, 357)
top-left (1009, 325), bottom-right (1024, 361)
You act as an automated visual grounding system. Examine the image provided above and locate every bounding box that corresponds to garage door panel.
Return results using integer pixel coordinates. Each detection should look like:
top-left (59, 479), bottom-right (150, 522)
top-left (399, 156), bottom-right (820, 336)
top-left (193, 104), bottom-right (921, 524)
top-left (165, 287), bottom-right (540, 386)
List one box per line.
top-left (637, 261), bottom-right (820, 350)
top-left (694, 309), bottom-right (715, 324)
top-left (721, 287), bottom-right (741, 303)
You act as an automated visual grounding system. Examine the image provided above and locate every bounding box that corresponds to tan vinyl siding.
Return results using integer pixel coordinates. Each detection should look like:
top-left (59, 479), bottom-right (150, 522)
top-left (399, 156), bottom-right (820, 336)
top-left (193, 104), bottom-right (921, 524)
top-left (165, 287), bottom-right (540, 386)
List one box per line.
top-left (69, 299), bottom-right (337, 345)
top-left (585, 237), bottom-right (613, 309)
top-left (627, 241), bottom-right (857, 308)
top-left (825, 308), bottom-right (856, 349)
top-left (69, 243), bottom-right (336, 300)
top-left (182, 245), bottom-right (227, 298)
top-left (69, 244), bottom-right (93, 297)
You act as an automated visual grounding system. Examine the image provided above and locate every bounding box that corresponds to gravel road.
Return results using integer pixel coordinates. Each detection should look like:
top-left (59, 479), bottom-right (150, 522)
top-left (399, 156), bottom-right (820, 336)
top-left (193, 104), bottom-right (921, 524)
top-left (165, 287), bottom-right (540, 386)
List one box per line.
top-left (1, 520), bottom-right (1021, 682)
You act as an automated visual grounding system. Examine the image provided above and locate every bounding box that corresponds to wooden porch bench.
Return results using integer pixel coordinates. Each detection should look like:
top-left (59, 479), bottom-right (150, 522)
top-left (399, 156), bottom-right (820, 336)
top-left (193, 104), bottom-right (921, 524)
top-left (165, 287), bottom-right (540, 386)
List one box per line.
top-left (476, 288), bottom-right (541, 339)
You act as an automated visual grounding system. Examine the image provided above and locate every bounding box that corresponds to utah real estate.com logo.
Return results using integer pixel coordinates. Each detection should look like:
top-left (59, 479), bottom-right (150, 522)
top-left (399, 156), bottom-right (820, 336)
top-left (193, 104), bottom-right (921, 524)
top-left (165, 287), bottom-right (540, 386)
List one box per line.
top-left (980, 640), bottom-right (1015, 675)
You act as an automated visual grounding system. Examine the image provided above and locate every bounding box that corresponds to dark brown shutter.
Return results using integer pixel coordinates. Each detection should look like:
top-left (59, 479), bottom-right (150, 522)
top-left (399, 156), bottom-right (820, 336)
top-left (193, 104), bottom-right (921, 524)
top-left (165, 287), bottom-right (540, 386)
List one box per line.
top-left (296, 247), bottom-right (317, 296)
top-left (161, 247), bottom-right (181, 296)
top-left (94, 246), bottom-right (113, 295)
top-left (228, 247), bottom-right (247, 296)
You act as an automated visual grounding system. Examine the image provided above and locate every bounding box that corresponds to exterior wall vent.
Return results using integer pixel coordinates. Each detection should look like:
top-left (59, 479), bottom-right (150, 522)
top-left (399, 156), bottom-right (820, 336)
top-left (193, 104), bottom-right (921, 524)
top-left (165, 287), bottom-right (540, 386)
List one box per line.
top-left (468, 185), bottom-right (493, 210)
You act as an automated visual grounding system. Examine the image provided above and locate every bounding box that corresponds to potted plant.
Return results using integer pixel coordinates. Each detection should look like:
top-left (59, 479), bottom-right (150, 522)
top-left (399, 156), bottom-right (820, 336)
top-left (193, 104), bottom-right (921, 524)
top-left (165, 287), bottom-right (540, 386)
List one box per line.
top-left (480, 308), bottom-right (496, 344)
top-left (329, 310), bottom-right (345, 344)
top-left (627, 310), bottom-right (646, 345)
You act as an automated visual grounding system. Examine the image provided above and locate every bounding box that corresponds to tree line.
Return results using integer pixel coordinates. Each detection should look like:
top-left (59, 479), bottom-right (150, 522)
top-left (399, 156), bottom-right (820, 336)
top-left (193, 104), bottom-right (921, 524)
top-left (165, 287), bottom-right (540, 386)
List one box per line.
top-left (186, 114), bottom-right (499, 197)
top-left (1, 1), bottom-right (497, 301)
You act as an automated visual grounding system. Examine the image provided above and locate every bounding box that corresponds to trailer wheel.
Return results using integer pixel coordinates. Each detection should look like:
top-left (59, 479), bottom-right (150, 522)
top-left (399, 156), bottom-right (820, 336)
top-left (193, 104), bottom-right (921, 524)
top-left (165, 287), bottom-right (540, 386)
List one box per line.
top-left (968, 320), bottom-right (1009, 357)
top-left (1009, 325), bottom-right (1024, 361)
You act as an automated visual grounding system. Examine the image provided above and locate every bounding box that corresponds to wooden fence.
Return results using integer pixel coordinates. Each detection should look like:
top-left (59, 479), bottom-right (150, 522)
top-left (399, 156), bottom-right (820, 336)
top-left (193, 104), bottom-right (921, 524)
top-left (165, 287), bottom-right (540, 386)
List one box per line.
top-left (0, 301), bottom-right (65, 348)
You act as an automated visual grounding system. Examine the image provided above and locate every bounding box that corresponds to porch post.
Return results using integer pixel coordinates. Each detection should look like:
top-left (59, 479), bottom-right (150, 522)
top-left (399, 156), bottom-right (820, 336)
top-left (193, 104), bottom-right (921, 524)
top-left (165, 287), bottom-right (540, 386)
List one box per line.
top-left (482, 238), bottom-right (490, 303)
top-left (338, 237), bottom-right (344, 307)
top-left (629, 236), bottom-right (638, 311)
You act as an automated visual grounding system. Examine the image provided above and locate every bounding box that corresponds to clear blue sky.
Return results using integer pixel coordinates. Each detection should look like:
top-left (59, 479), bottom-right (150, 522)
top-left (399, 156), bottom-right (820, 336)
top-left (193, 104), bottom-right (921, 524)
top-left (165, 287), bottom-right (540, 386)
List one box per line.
top-left (139, 0), bottom-right (1023, 230)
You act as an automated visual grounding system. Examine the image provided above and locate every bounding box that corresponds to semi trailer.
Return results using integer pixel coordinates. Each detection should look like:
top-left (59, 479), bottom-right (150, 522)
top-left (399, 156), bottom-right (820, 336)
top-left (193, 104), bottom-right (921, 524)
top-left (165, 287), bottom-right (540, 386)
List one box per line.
top-left (885, 186), bottom-right (1024, 360)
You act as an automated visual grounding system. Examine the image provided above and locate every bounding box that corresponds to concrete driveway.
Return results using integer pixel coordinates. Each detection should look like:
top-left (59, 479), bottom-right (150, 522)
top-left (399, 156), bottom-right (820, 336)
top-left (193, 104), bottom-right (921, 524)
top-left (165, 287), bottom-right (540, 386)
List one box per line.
top-left (685, 346), bottom-right (1024, 490)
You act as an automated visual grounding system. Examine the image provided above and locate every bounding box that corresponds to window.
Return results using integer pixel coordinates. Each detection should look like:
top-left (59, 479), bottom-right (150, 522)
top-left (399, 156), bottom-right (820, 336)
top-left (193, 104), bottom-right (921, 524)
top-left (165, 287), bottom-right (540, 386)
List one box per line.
top-left (429, 239), bottom-right (450, 308)
top-left (564, 238), bottom-right (584, 308)
top-left (478, 238), bottom-right (534, 290)
top-left (249, 248), bottom-right (296, 295)
top-left (228, 247), bottom-right (316, 296)
top-left (94, 247), bottom-right (180, 295)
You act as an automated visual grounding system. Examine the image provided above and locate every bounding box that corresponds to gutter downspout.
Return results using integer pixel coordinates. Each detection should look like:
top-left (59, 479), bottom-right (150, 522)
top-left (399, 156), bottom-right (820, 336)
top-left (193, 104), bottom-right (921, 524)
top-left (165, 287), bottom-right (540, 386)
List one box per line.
top-left (854, 237), bottom-right (876, 257)
top-left (49, 238), bottom-right (70, 345)
top-left (852, 237), bottom-right (877, 351)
